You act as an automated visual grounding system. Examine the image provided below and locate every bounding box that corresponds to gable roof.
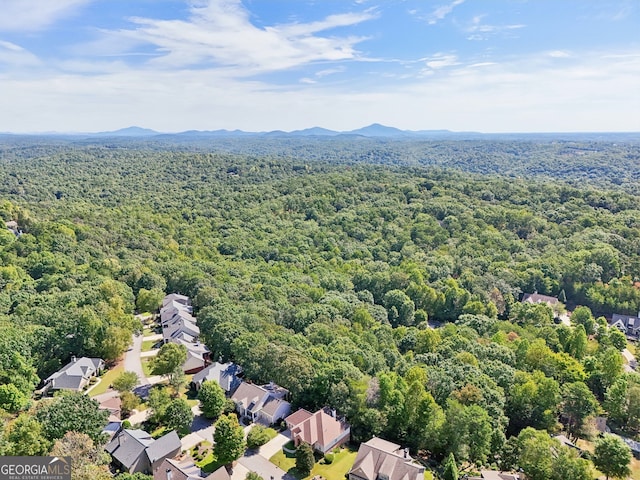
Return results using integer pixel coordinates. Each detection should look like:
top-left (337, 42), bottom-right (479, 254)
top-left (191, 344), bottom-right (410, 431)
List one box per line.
top-left (522, 293), bottom-right (559, 306)
top-left (155, 458), bottom-right (199, 480)
top-left (106, 429), bottom-right (180, 472)
top-left (205, 466), bottom-right (231, 480)
top-left (45, 357), bottom-right (104, 391)
top-left (349, 437), bottom-right (424, 480)
top-left (106, 429), bottom-right (155, 470)
top-left (162, 294), bottom-right (190, 307)
top-left (146, 430), bottom-right (181, 465)
top-left (611, 313), bottom-right (640, 330)
top-left (288, 408), bottom-right (350, 450)
top-left (192, 362), bottom-right (242, 391)
top-left (285, 408), bottom-right (314, 426)
top-left (231, 382), bottom-right (267, 411)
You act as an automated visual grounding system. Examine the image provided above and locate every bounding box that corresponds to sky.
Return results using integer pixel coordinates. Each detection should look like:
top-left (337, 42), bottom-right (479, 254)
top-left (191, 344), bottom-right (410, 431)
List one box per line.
top-left (0, 0), bottom-right (639, 133)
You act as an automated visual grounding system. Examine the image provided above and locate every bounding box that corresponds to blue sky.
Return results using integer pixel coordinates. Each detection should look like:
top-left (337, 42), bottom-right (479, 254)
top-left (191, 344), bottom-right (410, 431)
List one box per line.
top-left (0, 0), bottom-right (639, 133)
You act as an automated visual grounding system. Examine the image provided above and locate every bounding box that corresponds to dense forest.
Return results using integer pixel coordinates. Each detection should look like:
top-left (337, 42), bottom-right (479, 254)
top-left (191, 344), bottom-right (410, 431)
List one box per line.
top-left (1, 137), bottom-right (640, 477)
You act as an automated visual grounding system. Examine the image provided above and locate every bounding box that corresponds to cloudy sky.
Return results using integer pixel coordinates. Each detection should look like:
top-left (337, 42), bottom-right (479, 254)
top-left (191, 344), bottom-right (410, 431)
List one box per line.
top-left (1, 0), bottom-right (639, 133)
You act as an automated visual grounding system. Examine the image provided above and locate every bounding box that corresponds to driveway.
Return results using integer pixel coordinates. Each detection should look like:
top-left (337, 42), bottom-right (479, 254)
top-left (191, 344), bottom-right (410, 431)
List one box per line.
top-left (238, 452), bottom-right (294, 480)
top-left (623, 348), bottom-right (637, 372)
top-left (258, 432), bottom-right (291, 459)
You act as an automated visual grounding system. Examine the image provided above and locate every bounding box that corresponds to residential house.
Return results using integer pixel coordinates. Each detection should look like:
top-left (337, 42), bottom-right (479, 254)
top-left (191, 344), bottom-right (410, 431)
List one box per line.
top-left (176, 339), bottom-right (211, 374)
top-left (348, 437), bottom-right (424, 480)
top-left (162, 294), bottom-right (191, 309)
top-left (521, 293), bottom-right (559, 307)
top-left (106, 429), bottom-right (181, 474)
top-left (191, 362), bottom-right (243, 393)
top-left (99, 396), bottom-right (123, 440)
top-left (231, 381), bottom-right (291, 425)
top-left (609, 313), bottom-right (640, 339)
top-left (467, 472), bottom-right (520, 480)
top-left (285, 408), bottom-right (351, 454)
top-left (620, 435), bottom-right (640, 459)
top-left (161, 306), bottom-right (196, 326)
top-left (154, 459), bottom-right (231, 480)
top-left (43, 356), bottom-right (104, 393)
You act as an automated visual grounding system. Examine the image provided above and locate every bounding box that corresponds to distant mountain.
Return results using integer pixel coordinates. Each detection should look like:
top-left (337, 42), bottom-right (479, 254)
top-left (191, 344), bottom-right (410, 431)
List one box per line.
top-left (289, 127), bottom-right (340, 136)
top-left (96, 126), bottom-right (160, 137)
top-left (345, 123), bottom-right (410, 137)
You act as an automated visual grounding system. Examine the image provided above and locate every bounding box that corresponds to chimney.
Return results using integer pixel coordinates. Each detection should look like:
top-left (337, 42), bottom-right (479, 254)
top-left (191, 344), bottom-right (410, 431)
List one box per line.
top-left (166, 469), bottom-right (173, 480)
top-left (331, 409), bottom-right (337, 418)
top-left (404, 448), bottom-right (408, 458)
top-left (71, 355), bottom-right (77, 363)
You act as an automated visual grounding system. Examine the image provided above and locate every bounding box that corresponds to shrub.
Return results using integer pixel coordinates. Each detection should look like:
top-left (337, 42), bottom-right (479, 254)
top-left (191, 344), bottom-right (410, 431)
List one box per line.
top-left (324, 453), bottom-right (334, 464)
top-left (247, 425), bottom-right (270, 449)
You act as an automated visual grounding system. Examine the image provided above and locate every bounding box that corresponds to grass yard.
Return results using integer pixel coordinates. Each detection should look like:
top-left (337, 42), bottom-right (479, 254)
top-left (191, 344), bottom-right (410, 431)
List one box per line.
top-left (88, 363), bottom-right (124, 397)
top-left (142, 358), bottom-right (153, 377)
top-left (310, 447), bottom-right (358, 480)
top-left (270, 447), bottom-right (358, 480)
top-left (193, 442), bottom-right (225, 473)
top-left (143, 326), bottom-right (159, 337)
top-left (142, 339), bottom-right (160, 352)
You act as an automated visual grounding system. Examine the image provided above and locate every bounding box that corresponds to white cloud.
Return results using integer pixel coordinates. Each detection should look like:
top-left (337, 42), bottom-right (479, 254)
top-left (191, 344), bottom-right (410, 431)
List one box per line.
top-left (2, 48), bottom-right (639, 133)
top-left (466, 15), bottom-right (525, 40)
top-left (0, 40), bottom-right (40, 67)
top-left (548, 50), bottom-right (571, 58)
top-left (83, 0), bottom-right (377, 75)
top-left (428, 0), bottom-right (465, 25)
top-left (424, 54), bottom-right (459, 70)
top-left (0, 0), bottom-right (92, 32)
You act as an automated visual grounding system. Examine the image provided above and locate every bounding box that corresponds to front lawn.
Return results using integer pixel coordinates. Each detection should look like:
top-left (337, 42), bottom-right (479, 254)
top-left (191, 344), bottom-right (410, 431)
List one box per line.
top-left (142, 358), bottom-right (153, 377)
top-left (193, 442), bottom-right (225, 473)
top-left (270, 447), bottom-right (358, 480)
top-left (142, 339), bottom-right (160, 352)
top-left (310, 448), bottom-right (358, 480)
top-left (89, 364), bottom-right (124, 397)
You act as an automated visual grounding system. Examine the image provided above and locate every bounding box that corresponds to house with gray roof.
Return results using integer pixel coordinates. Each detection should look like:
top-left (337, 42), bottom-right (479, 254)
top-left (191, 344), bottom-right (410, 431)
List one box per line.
top-left (348, 437), bottom-right (424, 480)
top-left (106, 428), bottom-right (181, 474)
top-left (231, 381), bottom-right (291, 425)
top-left (610, 313), bottom-right (640, 339)
top-left (43, 356), bottom-right (104, 393)
top-left (154, 459), bottom-right (231, 480)
top-left (162, 294), bottom-right (191, 308)
top-left (191, 362), bottom-right (242, 393)
top-left (467, 472), bottom-right (520, 480)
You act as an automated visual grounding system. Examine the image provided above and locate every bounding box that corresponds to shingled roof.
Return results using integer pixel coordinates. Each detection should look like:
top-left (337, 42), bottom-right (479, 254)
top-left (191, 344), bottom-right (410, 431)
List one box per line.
top-left (349, 437), bottom-right (424, 480)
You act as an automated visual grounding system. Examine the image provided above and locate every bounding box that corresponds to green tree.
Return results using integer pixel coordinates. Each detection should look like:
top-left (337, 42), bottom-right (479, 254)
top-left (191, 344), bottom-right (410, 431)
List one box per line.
top-left (120, 391), bottom-right (140, 417)
top-left (295, 442), bottom-right (315, 476)
top-left (383, 289), bottom-right (415, 327)
top-left (164, 398), bottom-right (194, 435)
top-left (151, 343), bottom-right (187, 391)
top-left (0, 383), bottom-right (29, 412)
top-left (136, 288), bottom-right (164, 313)
top-left (6, 414), bottom-right (50, 456)
top-left (36, 393), bottom-right (108, 443)
top-left (571, 306), bottom-right (596, 335)
top-left (245, 473), bottom-right (263, 480)
top-left (112, 371), bottom-right (139, 393)
top-left (442, 452), bottom-right (458, 480)
top-left (214, 414), bottom-right (246, 465)
top-left (50, 431), bottom-right (112, 480)
top-left (198, 380), bottom-right (226, 419)
top-left (568, 325), bottom-right (588, 360)
top-left (561, 382), bottom-right (597, 439)
top-left (517, 428), bottom-right (554, 480)
top-left (551, 447), bottom-right (592, 480)
top-left (246, 425), bottom-right (272, 449)
top-left (609, 328), bottom-right (627, 351)
top-left (148, 386), bottom-right (172, 423)
top-left (594, 434), bottom-right (632, 480)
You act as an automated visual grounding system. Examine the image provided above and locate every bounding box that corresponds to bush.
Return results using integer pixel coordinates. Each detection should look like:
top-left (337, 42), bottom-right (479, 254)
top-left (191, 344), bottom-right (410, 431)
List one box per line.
top-left (122, 420), bottom-right (132, 429)
top-left (247, 425), bottom-right (270, 449)
top-left (324, 453), bottom-right (334, 464)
